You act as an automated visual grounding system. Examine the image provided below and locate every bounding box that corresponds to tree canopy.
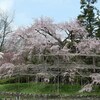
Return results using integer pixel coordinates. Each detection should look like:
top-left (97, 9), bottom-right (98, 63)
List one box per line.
top-left (78, 0), bottom-right (100, 38)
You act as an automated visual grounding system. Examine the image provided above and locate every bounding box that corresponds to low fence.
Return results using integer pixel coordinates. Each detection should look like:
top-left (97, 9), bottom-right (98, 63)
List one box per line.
top-left (1, 92), bottom-right (100, 100)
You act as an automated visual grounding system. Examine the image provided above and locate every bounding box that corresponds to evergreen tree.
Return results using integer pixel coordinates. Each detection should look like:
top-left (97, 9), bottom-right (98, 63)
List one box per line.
top-left (95, 8), bottom-right (100, 38)
top-left (78, 0), bottom-right (98, 38)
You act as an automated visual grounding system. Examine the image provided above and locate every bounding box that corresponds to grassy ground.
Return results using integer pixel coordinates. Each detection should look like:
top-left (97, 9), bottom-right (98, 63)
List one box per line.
top-left (0, 83), bottom-right (100, 96)
top-left (0, 83), bottom-right (81, 95)
top-left (0, 83), bottom-right (100, 100)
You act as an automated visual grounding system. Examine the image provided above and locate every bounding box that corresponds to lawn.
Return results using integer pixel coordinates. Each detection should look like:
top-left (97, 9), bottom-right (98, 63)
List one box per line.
top-left (0, 83), bottom-right (81, 95)
top-left (0, 83), bottom-right (100, 96)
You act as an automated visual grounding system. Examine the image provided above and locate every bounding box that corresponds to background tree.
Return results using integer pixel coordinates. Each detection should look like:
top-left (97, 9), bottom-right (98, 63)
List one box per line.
top-left (95, 8), bottom-right (100, 38)
top-left (5, 17), bottom-right (88, 54)
top-left (34, 17), bottom-right (64, 48)
top-left (34, 17), bottom-right (88, 53)
top-left (77, 0), bottom-right (99, 38)
top-left (0, 11), bottom-right (13, 51)
top-left (58, 20), bottom-right (88, 53)
top-left (76, 38), bottom-right (100, 54)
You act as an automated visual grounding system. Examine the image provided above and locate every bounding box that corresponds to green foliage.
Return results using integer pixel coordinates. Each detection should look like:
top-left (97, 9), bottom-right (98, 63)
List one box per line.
top-left (78, 0), bottom-right (100, 38)
top-left (0, 75), bottom-right (37, 84)
top-left (95, 9), bottom-right (100, 38)
top-left (31, 55), bottom-right (40, 64)
top-left (0, 77), bottom-right (17, 84)
top-left (82, 56), bottom-right (93, 64)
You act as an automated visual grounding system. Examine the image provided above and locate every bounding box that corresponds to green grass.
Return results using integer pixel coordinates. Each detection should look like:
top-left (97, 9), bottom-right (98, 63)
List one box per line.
top-left (0, 83), bottom-right (100, 96)
top-left (0, 83), bottom-right (81, 95)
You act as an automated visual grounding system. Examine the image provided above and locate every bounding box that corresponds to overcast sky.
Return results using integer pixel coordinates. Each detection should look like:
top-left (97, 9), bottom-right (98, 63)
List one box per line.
top-left (0, 0), bottom-right (100, 28)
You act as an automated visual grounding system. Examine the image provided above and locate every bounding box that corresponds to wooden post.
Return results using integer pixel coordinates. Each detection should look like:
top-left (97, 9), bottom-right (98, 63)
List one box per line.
top-left (93, 56), bottom-right (96, 72)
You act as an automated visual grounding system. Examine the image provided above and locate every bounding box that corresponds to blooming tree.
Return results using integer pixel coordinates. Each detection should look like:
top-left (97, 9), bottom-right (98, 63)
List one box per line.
top-left (58, 20), bottom-right (88, 53)
top-left (3, 17), bottom-right (99, 65)
top-left (33, 17), bottom-right (63, 48)
top-left (76, 38), bottom-right (100, 54)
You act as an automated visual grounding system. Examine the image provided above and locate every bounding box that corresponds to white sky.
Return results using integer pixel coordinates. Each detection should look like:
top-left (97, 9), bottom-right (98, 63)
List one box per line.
top-left (0, 0), bottom-right (100, 27)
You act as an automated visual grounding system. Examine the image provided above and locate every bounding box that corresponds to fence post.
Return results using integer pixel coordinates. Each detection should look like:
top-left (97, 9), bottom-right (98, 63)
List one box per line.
top-left (16, 95), bottom-right (20, 100)
top-left (93, 56), bottom-right (96, 72)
